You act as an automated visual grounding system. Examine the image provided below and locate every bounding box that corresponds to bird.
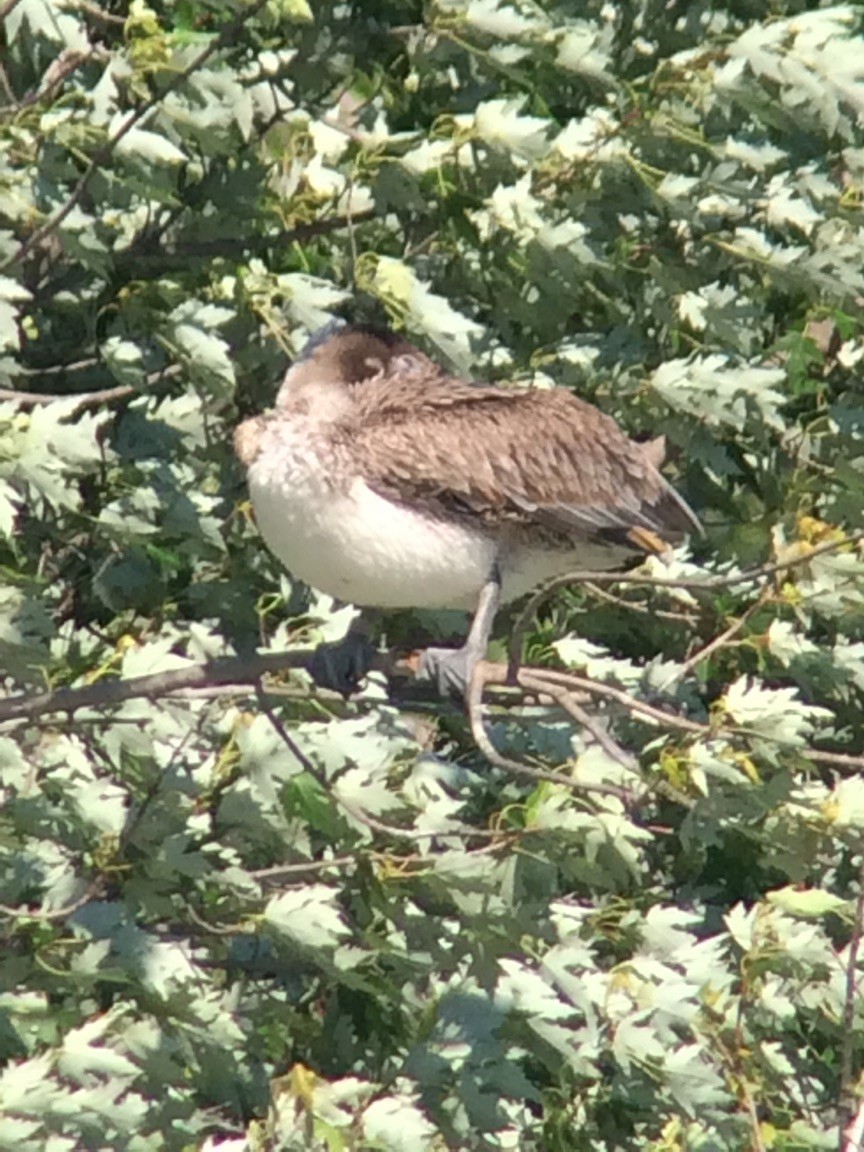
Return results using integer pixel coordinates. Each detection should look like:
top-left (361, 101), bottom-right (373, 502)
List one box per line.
top-left (234, 320), bottom-right (701, 697)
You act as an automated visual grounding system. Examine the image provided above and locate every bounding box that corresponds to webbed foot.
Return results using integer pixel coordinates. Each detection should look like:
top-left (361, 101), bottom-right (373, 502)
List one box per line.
top-left (308, 632), bottom-right (375, 696)
top-left (416, 645), bottom-right (479, 700)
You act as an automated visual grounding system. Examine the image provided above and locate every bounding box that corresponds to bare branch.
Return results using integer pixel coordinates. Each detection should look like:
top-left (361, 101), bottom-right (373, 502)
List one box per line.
top-left (256, 682), bottom-right (514, 842)
top-left (0, 650), bottom-right (315, 724)
top-left (742, 1069), bottom-right (768, 1152)
top-left (465, 661), bottom-right (636, 803)
top-left (533, 666), bottom-right (706, 735)
top-left (518, 669), bottom-right (636, 771)
top-left (660, 591), bottom-right (769, 689)
top-left (510, 665), bottom-right (864, 774)
top-left (4, 640), bottom-right (864, 776)
top-left (57, 0), bottom-right (126, 24)
top-left (251, 856), bottom-right (364, 882)
top-left (111, 209), bottom-right (377, 273)
top-left (252, 840), bottom-right (511, 888)
top-left (0, 365), bottom-right (179, 410)
top-left (508, 529), bottom-right (864, 673)
top-left (0, 882), bottom-right (104, 923)
top-left (0, 383), bottom-right (136, 409)
top-left (0, 47), bottom-right (95, 118)
top-left (808, 750), bottom-right (864, 771)
top-left (16, 356), bottom-right (100, 377)
top-left (843, 1099), bottom-right (864, 1152)
top-left (0, 0), bottom-right (24, 21)
top-left (585, 581), bottom-right (699, 623)
top-left (839, 851), bottom-right (864, 1148)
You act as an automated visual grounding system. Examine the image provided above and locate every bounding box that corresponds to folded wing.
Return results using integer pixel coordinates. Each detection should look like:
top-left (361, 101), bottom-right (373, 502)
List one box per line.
top-left (350, 371), bottom-right (700, 554)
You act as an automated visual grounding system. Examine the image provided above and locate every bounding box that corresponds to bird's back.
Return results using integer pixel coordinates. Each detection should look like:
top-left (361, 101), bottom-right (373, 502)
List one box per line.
top-left (345, 370), bottom-right (700, 558)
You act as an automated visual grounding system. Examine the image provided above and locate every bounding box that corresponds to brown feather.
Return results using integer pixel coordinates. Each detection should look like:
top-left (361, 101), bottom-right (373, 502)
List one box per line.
top-left (338, 358), bottom-right (700, 552)
top-left (242, 323), bottom-right (701, 558)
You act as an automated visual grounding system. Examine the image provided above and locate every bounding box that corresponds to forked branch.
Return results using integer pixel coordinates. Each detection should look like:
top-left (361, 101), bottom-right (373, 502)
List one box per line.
top-left (1, 534), bottom-right (862, 791)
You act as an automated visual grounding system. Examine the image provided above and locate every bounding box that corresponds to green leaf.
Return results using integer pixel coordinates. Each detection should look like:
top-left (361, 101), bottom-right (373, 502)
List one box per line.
top-left (100, 337), bottom-right (145, 387)
top-left (474, 97), bottom-right (551, 161)
top-left (362, 1094), bottom-right (437, 1152)
top-left (264, 885), bottom-right (351, 950)
top-left (650, 356), bottom-right (786, 430)
top-left (766, 886), bottom-right (849, 920)
top-left (723, 676), bottom-right (832, 747)
top-left (113, 124), bottom-right (188, 166)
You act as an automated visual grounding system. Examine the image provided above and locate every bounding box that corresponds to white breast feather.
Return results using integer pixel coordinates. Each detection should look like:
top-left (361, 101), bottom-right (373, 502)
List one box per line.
top-left (247, 421), bottom-right (624, 610)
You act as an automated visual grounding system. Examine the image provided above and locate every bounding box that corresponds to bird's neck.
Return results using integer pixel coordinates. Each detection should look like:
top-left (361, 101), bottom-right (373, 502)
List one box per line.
top-left (275, 360), bottom-right (357, 426)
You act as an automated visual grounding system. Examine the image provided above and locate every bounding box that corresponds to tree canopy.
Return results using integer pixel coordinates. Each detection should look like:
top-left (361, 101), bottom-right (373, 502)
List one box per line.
top-left (2, 1), bottom-right (864, 1148)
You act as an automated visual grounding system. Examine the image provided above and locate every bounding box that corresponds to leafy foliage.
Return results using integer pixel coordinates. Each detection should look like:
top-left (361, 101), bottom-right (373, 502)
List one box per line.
top-left (1, 0), bottom-right (864, 1148)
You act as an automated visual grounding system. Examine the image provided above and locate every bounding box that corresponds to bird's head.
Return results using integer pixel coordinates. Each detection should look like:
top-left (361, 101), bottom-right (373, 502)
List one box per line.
top-left (275, 321), bottom-right (421, 407)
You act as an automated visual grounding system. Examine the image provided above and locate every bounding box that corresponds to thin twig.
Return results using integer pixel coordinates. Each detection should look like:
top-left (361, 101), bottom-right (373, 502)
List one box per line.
top-left (251, 856), bottom-right (363, 881)
top-left (661, 592), bottom-right (769, 689)
top-left (741, 1069), bottom-right (768, 1152)
top-left (58, 0), bottom-right (126, 24)
top-left (519, 669), bottom-right (636, 771)
top-left (0, 882), bottom-right (103, 924)
top-left (0, 61), bottom-right (15, 106)
top-left (184, 904), bottom-right (244, 937)
top-left (504, 666), bottom-right (693, 808)
top-left (533, 666), bottom-right (706, 735)
top-left (119, 714), bottom-right (205, 854)
top-left (254, 841), bottom-right (510, 891)
top-left (0, 382), bottom-right (136, 409)
top-left (466, 662), bottom-right (635, 803)
top-left (110, 209), bottom-right (377, 271)
top-left (537, 665), bottom-right (864, 771)
top-left (839, 851), bottom-right (864, 1148)
top-left (844, 1099), bottom-right (864, 1152)
top-left (585, 581), bottom-right (699, 623)
top-left (0, 0), bottom-right (24, 21)
top-left (256, 683), bottom-right (509, 842)
top-left (0, 364), bottom-right (180, 410)
top-left (508, 530), bottom-right (864, 674)
top-left (16, 356), bottom-right (100, 377)
top-left (531, 664), bottom-right (864, 769)
top-left (1, 48), bottom-right (94, 117)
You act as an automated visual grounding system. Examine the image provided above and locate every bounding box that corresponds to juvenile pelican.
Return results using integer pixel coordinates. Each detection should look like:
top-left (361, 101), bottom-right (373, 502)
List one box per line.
top-left (235, 322), bottom-right (701, 695)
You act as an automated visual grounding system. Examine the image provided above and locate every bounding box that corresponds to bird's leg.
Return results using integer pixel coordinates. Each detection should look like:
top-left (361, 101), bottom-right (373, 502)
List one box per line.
top-left (308, 614), bottom-right (377, 696)
top-left (416, 566), bottom-right (502, 699)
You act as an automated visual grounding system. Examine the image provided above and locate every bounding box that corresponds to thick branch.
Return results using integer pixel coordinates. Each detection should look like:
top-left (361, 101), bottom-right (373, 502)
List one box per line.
top-left (3, 642), bottom-right (864, 773)
top-left (0, 650), bottom-right (315, 723)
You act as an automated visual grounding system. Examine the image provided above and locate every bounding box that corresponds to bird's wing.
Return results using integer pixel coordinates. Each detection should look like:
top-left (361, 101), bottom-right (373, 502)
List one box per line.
top-left (350, 376), bottom-right (700, 554)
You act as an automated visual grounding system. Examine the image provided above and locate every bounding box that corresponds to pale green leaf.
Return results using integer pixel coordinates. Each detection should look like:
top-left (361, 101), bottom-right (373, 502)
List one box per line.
top-left (362, 1094), bottom-right (437, 1152)
top-left (264, 885), bottom-right (351, 950)
top-left (473, 97), bottom-right (551, 161)
top-left (113, 124), bottom-right (188, 166)
top-left (723, 675), bottom-right (832, 746)
top-left (650, 355), bottom-right (787, 430)
top-left (766, 886), bottom-right (849, 919)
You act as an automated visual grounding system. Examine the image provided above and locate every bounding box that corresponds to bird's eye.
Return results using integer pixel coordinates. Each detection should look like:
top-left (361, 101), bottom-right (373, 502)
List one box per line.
top-left (362, 356), bottom-right (385, 377)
